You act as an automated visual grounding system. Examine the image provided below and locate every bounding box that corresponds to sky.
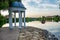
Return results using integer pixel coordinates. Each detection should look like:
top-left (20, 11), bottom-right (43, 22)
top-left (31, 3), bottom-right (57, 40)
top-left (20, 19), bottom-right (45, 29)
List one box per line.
top-left (1, 0), bottom-right (60, 17)
top-left (22, 0), bottom-right (60, 17)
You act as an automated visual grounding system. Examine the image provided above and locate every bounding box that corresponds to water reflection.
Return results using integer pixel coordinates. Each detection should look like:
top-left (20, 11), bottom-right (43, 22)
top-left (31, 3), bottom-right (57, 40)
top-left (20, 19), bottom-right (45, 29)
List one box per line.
top-left (26, 21), bottom-right (60, 39)
top-left (2, 21), bottom-right (60, 39)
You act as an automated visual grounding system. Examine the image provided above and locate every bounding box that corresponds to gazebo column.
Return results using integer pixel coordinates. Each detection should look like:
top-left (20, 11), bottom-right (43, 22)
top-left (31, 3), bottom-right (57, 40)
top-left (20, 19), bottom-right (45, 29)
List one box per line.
top-left (19, 11), bottom-right (22, 29)
top-left (24, 11), bottom-right (26, 27)
top-left (14, 12), bottom-right (16, 27)
top-left (9, 10), bottom-right (13, 29)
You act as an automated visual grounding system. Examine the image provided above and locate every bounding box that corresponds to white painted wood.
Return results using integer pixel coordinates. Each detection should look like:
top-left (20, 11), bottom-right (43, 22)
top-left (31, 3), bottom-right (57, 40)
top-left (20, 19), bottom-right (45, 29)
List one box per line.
top-left (24, 12), bottom-right (26, 27)
top-left (14, 13), bottom-right (16, 27)
top-left (19, 12), bottom-right (22, 28)
top-left (10, 7), bottom-right (26, 12)
top-left (9, 10), bottom-right (13, 29)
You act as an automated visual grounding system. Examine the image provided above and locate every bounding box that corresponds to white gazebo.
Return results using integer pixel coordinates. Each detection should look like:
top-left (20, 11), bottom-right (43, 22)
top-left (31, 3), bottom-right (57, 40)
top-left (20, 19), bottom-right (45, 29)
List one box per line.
top-left (9, 0), bottom-right (26, 29)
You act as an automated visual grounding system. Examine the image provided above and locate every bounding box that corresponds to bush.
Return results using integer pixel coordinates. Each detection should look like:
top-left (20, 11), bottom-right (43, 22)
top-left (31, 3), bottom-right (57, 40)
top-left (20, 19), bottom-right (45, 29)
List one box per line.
top-left (0, 14), bottom-right (6, 28)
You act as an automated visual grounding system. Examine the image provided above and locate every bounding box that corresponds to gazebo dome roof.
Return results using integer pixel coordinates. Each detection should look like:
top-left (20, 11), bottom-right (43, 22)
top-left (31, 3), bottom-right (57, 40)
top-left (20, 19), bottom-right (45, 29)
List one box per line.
top-left (11, 1), bottom-right (26, 9)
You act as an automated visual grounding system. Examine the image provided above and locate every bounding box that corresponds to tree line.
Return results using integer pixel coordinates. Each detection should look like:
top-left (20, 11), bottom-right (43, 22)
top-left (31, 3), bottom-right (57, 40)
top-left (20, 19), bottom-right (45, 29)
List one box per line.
top-left (6, 15), bottom-right (60, 23)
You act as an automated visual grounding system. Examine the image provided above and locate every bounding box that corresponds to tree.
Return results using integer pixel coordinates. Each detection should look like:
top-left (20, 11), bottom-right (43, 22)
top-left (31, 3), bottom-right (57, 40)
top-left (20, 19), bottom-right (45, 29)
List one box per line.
top-left (0, 0), bottom-right (21, 28)
top-left (41, 16), bottom-right (46, 24)
top-left (0, 0), bottom-right (9, 28)
top-left (0, 0), bottom-right (9, 10)
top-left (0, 0), bottom-right (22, 9)
top-left (53, 15), bottom-right (59, 22)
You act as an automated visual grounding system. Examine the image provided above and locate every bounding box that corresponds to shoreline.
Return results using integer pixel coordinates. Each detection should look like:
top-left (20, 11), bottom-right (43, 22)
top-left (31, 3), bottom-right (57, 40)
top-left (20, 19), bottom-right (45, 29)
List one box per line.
top-left (0, 27), bottom-right (58, 40)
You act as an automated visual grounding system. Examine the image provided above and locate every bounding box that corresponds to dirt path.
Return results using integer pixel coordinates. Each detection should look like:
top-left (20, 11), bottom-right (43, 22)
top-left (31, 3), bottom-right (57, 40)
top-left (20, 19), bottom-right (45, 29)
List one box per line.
top-left (0, 27), bottom-right (19, 40)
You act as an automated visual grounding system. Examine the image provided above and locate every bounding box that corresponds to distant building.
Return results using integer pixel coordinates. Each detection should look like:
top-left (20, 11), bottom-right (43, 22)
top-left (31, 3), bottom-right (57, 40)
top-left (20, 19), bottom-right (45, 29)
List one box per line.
top-left (46, 16), bottom-right (53, 18)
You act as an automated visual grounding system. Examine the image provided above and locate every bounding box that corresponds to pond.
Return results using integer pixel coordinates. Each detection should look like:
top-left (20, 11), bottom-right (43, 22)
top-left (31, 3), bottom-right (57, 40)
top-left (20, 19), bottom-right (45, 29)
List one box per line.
top-left (2, 21), bottom-right (60, 39)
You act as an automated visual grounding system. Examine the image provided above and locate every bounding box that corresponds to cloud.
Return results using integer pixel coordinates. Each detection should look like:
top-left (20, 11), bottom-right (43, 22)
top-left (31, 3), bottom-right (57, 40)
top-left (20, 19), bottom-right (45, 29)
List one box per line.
top-left (22, 0), bottom-right (60, 17)
top-left (22, 0), bottom-right (58, 9)
top-left (39, 3), bottom-right (58, 9)
top-left (32, 0), bottom-right (42, 3)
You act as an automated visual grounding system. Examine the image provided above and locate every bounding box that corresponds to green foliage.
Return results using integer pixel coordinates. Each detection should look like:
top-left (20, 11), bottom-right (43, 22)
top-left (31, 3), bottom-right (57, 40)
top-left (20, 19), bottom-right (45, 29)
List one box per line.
top-left (6, 15), bottom-right (60, 23)
top-left (53, 15), bottom-right (59, 22)
top-left (41, 16), bottom-right (46, 21)
top-left (0, 1), bottom-right (9, 10)
top-left (0, 14), bottom-right (6, 28)
top-left (0, 0), bottom-right (21, 10)
top-left (46, 18), bottom-right (52, 21)
top-left (25, 17), bottom-right (33, 22)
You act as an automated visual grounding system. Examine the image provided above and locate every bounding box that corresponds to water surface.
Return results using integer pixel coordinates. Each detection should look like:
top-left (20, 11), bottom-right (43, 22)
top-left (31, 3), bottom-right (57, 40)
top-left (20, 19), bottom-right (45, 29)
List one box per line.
top-left (2, 21), bottom-right (60, 39)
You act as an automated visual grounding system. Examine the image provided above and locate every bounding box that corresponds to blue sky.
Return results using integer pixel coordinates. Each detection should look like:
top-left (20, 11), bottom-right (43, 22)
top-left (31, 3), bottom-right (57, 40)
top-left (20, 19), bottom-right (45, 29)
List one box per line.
top-left (23, 0), bottom-right (59, 9)
top-left (22, 0), bottom-right (60, 17)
